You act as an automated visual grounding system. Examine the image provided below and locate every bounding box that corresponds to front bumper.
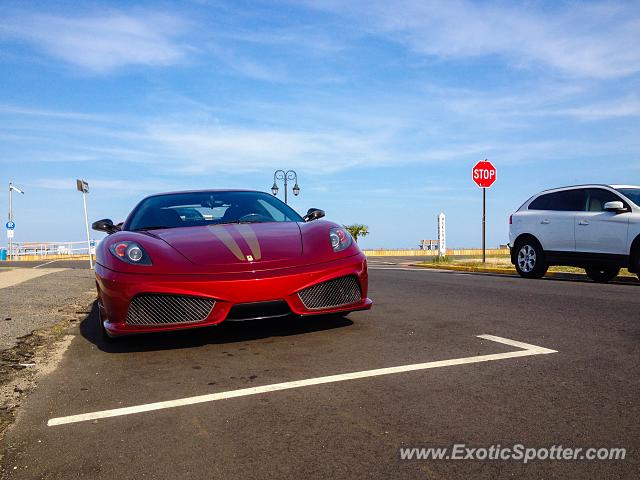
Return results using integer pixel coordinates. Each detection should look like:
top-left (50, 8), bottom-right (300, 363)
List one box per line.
top-left (95, 253), bottom-right (371, 336)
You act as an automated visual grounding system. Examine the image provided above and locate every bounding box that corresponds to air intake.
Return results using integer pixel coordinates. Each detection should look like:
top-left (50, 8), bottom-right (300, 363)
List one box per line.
top-left (297, 275), bottom-right (361, 310)
top-left (126, 294), bottom-right (215, 326)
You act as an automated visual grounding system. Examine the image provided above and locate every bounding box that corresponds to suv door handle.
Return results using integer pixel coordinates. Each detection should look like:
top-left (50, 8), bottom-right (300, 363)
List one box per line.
top-left (540, 219), bottom-right (550, 224)
top-left (578, 220), bottom-right (589, 226)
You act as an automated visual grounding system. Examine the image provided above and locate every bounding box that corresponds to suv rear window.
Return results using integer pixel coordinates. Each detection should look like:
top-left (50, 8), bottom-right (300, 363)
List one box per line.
top-left (528, 189), bottom-right (584, 211)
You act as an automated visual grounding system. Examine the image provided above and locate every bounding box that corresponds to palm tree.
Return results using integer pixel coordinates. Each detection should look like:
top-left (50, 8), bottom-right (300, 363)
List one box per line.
top-left (344, 224), bottom-right (369, 243)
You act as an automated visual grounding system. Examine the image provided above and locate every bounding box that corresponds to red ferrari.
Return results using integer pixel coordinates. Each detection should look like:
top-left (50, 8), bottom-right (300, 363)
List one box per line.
top-left (92, 190), bottom-right (371, 339)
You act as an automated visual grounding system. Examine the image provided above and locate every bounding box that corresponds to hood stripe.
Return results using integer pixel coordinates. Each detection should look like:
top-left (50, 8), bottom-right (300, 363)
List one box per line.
top-left (235, 224), bottom-right (262, 261)
top-left (208, 226), bottom-right (245, 261)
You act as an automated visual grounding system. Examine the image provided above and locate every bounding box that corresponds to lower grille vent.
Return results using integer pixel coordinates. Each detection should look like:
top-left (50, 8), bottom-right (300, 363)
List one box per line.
top-left (298, 276), bottom-right (361, 310)
top-left (126, 294), bottom-right (214, 326)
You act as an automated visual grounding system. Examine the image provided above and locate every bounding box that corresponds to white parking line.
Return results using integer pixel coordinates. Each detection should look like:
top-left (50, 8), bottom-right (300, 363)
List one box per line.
top-left (47, 335), bottom-right (557, 427)
top-left (368, 266), bottom-right (429, 272)
top-left (33, 260), bottom-right (59, 269)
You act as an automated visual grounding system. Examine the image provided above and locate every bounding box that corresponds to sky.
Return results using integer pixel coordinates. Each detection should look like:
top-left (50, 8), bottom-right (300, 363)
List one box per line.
top-left (1, 0), bottom-right (639, 249)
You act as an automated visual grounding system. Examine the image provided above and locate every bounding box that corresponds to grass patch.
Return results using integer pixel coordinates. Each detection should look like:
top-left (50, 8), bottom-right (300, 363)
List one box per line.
top-left (429, 255), bottom-right (451, 264)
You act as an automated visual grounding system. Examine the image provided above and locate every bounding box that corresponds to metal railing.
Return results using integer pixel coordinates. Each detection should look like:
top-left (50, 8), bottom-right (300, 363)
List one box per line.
top-left (3, 240), bottom-right (97, 260)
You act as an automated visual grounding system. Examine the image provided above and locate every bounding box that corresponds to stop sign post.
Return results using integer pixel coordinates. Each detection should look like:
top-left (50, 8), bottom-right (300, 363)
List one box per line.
top-left (472, 159), bottom-right (497, 263)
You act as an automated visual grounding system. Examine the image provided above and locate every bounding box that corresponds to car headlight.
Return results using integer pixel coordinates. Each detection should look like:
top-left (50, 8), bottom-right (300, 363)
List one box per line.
top-left (109, 241), bottom-right (152, 265)
top-left (329, 227), bottom-right (352, 252)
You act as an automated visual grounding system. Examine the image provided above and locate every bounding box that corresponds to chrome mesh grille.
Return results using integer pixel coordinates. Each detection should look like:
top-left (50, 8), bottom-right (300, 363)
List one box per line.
top-left (126, 294), bottom-right (215, 326)
top-left (298, 275), bottom-right (362, 310)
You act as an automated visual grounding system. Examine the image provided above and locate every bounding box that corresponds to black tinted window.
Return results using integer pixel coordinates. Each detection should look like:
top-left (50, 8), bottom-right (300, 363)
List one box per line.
top-left (615, 188), bottom-right (640, 207)
top-left (126, 191), bottom-right (303, 231)
top-left (585, 188), bottom-right (625, 212)
top-left (529, 189), bottom-right (585, 211)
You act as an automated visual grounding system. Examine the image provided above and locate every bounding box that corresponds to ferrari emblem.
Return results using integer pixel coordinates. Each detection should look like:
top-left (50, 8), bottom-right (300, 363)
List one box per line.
top-left (246, 255), bottom-right (254, 262)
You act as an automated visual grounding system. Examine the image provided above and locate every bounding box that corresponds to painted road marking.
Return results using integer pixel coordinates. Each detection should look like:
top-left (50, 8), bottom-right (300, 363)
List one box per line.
top-left (368, 266), bottom-right (437, 272)
top-left (48, 335), bottom-right (557, 427)
top-left (33, 260), bottom-right (59, 269)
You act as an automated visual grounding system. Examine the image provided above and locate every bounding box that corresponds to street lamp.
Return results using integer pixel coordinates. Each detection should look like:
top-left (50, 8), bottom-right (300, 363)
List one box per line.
top-left (8, 182), bottom-right (24, 261)
top-left (271, 170), bottom-right (300, 204)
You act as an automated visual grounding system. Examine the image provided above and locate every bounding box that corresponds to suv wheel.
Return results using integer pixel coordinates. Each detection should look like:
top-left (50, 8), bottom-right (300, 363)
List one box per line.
top-left (514, 239), bottom-right (548, 279)
top-left (585, 266), bottom-right (620, 283)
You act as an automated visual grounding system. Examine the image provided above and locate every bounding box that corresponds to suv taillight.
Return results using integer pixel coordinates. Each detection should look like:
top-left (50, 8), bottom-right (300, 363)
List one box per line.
top-left (509, 214), bottom-right (513, 225)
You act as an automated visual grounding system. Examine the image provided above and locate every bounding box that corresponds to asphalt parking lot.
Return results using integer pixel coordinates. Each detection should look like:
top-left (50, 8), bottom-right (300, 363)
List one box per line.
top-left (1, 260), bottom-right (638, 479)
top-left (0, 260), bottom-right (91, 270)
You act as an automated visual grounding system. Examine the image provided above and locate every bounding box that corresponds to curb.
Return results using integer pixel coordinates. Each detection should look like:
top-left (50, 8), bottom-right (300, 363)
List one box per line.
top-left (409, 263), bottom-right (639, 284)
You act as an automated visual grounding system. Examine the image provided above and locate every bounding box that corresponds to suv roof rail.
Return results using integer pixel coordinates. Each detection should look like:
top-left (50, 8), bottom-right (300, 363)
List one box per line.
top-left (539, 184), bottom-right (612, 193)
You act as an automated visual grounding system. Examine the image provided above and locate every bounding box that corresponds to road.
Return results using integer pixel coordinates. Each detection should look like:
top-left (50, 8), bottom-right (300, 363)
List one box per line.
top-left (1, 260), bottom-right (91, 270)
top-left (1, 260), bottom-right (638, 479)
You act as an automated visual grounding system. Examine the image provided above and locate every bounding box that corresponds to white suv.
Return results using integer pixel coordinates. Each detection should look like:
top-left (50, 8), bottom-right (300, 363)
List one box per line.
top-left (509, 185), bottom-right (640, 283)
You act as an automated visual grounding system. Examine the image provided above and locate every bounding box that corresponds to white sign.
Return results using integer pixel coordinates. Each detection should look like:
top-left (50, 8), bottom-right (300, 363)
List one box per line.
top-left (437, 213), bottom-right (446, 257)
top-left (7, 229), bottom-right (14, 239)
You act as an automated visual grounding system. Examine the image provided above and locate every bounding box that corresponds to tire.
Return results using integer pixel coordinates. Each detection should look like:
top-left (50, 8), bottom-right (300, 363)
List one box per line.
top-left (585, 266), bottom-right (620, 283)
top-left (514, 238), bottom-right (548, 279)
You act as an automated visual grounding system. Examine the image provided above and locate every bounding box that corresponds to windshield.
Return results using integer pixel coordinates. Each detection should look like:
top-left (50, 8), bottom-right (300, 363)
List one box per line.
top-left (614, 188), bottom-right (640, 208)
top-left (125, 191), bottom-right (304, 231)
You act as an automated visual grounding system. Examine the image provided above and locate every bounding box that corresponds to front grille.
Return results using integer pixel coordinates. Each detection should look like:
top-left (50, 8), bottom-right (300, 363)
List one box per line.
top-left (298, 275), bottom-right (362, 310)
top-left (126, 294), bottom-right (215, 326)
top-left (226, 300), bottom-right (292, 322)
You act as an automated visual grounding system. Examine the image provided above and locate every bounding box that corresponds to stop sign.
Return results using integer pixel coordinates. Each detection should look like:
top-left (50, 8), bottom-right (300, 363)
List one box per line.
top-left (472, 159), bottom-right (497, 188)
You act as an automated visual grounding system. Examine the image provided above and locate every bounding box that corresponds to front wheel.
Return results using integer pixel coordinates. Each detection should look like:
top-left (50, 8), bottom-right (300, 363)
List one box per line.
top-left (514, 240), bottom-right (548, 279)
top-left (585, 266), bottom-right (620, 283)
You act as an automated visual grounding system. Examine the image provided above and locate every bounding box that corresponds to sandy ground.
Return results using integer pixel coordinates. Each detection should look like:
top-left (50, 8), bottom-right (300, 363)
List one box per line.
top-left (0, 269), bottom-right (67, 290)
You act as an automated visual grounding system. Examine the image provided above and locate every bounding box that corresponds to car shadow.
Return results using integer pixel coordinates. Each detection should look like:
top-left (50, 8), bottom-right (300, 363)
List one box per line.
top-left (432, 269), bottom-right (639, 286)
top-left (79, 301), bottom-right (354, 353)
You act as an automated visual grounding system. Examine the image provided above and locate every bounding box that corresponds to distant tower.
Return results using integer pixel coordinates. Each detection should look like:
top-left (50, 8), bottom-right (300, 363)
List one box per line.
top-left (437, 213), bottom-right (446, 257)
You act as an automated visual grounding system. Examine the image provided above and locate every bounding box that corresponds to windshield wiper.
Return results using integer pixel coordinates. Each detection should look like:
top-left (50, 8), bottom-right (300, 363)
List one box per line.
top-left (134, 225), bottom-right (172, 231)
top-left (213, 220), bottom-right (271, 226)
top-left (214, 220), bottom-right (247, 225)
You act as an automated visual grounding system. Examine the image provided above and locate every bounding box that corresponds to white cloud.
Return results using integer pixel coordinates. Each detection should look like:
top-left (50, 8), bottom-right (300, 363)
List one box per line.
top-left (303, 0), bottom-right (640, 79)
top-left (0, 11), bottom-right (188, 72)
top-left (0, 104), bottom-right (108, 121)
top-left (29, 178), bottom-right (172, 193)
top-left (144, 123), bottom-right (392, 174)
top-left (547, 95), bottom-right (640, 120)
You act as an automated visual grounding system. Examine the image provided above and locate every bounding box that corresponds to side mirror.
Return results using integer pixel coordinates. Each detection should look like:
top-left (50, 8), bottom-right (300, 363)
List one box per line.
top-left (92, 218), bottom-right (121, 234)
top-left (303, 208), bottom-right (325, 222)
top-left (604, 201), bottom-right (626, 213)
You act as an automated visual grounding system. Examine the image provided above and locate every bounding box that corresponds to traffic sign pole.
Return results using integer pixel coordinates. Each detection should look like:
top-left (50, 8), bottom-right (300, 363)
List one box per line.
top-left (77, 179), bottom-right (93, 269)
top-left (482, 187), bottom-right (486, 263)
top-left (472, 159), bottom-right (496, 264)
top-left (82, 190), bottom-right (93, 269)
top-left (8, 185), bottom-right (12, 261)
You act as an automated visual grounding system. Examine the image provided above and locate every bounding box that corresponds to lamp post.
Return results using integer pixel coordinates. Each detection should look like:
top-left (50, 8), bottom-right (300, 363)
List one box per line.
top-left (271, 170), bottom-right (300, 204)
top-left (8, 182), bottom-right (24, 261)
